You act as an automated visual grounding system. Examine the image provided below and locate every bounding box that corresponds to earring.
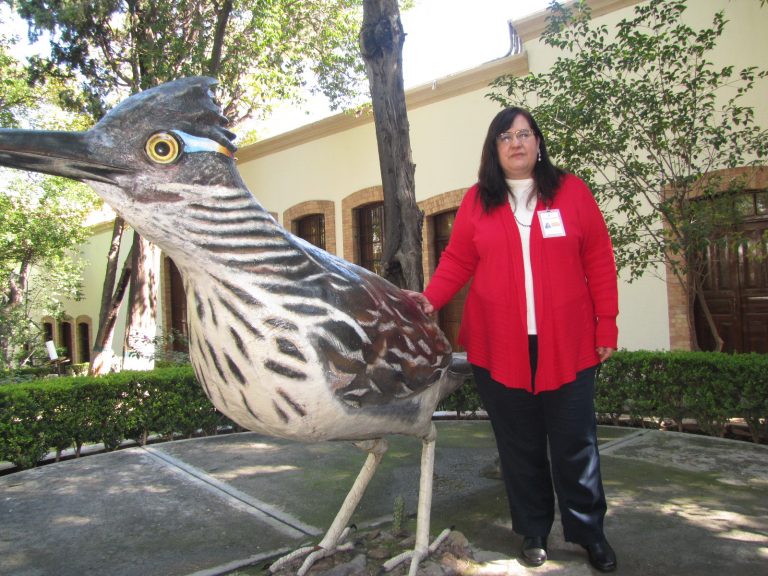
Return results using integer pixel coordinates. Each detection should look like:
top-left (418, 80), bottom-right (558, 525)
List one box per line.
top-left (538, 149), bottom-right (542, 162)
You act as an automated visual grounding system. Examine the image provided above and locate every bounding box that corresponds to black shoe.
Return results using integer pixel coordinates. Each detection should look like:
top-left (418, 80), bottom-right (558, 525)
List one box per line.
top-left (582, 539), bottom-right (617, 572)
top-left (521, 536), bottom-right (548, 567)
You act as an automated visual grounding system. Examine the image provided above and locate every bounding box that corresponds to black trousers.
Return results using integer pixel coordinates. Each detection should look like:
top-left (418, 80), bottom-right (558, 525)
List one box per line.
top-left (473, 336), bottom-right (607, 545)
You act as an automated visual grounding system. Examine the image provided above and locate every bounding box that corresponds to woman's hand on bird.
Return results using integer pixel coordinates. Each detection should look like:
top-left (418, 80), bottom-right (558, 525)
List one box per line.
top-left (403, 290), bottom-right (435, 315)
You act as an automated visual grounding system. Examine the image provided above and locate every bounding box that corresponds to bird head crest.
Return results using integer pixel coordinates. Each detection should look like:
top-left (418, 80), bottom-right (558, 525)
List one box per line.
top-left (97, 76), bottom-right (237, 154)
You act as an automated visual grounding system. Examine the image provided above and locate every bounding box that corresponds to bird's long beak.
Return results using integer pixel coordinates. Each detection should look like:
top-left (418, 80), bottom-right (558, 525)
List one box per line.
top-left (0, 129), bottom-right (130, 184)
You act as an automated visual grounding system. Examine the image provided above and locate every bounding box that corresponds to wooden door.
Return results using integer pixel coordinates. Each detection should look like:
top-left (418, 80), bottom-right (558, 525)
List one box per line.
top-left (434, 210), bottom-right (468, 352)
top-left (695, 192), bottom-right (768, 352)
top-left (737, 224), bottom-right (768, 352)
top-left (168, 259), bottom-right (189, 353)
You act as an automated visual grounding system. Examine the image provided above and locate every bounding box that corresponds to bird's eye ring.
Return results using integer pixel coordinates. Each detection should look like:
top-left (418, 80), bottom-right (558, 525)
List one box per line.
top-left (145, 132), bottom-right (181, 164)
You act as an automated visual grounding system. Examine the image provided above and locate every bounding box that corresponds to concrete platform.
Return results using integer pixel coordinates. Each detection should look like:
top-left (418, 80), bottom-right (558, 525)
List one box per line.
top-left (1, 422), bottom-right (766, 575)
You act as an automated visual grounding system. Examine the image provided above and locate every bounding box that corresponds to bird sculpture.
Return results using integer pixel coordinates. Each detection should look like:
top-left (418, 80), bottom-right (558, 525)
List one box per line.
top-left (0, 76), bottom-right (470, 575)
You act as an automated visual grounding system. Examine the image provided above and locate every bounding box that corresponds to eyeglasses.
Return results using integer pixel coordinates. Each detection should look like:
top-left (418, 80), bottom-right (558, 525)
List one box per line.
top-left (496, 129), bottom-right (534, 144)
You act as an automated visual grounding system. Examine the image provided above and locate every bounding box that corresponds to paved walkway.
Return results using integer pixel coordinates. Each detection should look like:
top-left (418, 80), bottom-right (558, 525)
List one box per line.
top-left (1, 422), bottom-right (766, 575)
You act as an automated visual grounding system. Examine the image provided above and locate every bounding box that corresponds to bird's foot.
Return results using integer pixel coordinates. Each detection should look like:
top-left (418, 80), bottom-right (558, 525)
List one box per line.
top-left (268, 527), bottom-right (355, 575)
top-left (270, 440), bottom-right (388, 574)
top-left (382, 527), bottom-right (452, 575)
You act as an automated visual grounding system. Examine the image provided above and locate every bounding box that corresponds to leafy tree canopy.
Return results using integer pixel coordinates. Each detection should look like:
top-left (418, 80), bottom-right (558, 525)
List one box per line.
top-left (0, 20), bottom-right (37, 127)
top-left (0, 174), bottom-right (96, 369)
top-left (8, 0), bottom-right (368, 125)
top-left (0, 175), bottom-right (95, 276)
top-left (1, 13), bottom-right (99, 368)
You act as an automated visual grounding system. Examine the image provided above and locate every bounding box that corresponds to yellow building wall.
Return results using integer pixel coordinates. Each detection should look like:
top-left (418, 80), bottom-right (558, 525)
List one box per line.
top-left (64, 220), bottom-right (135, 362)
top-left (60, 218), bottom-right (167, 366)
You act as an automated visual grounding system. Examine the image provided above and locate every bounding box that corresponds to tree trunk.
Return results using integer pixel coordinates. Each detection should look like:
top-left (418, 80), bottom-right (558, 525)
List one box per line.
top-left (122, 232), bottom-right (160, 370)
top-left (89, 256), bottom-right (132, 375)
top-left (680, 250), bottom-right (724, 352)
top-left (692, 281), bottom-right (724, 352)
top-left (6, 260), bottom-right (31, 308)
top-left (89, 217), bottom-right (127, 374)
top-left (2, 261), bottom-right (33, 369)
top-left (208, 0), bottom-right (233, 76)
top-left (360, 0), bottom-right (424, 291)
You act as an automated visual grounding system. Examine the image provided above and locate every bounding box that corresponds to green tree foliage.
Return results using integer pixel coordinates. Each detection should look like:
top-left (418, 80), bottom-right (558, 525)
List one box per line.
top-left (0, 32), bottom-right (36, 127)
top-left (490, 0), bottom-right (768, 349)
top-left (1, 20), bottom-right (97, 369)
top-left (0, 175), bottom-right (97, 369)
top-left (10, 0), bottom-right (367, 124)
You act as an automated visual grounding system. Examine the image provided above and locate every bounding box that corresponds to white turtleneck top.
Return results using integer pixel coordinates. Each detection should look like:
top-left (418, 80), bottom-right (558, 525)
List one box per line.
top-left (507, 178), bottom-right (537, 334)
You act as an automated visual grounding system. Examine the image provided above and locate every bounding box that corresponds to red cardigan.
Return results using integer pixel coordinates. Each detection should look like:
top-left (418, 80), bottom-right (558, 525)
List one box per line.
top-left (424, 174), bottom-right (618, 393)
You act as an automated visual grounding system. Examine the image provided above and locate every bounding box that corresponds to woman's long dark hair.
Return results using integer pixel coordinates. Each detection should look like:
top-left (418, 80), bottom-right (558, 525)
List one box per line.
top-left (477, 107), bottom-right (565, 212)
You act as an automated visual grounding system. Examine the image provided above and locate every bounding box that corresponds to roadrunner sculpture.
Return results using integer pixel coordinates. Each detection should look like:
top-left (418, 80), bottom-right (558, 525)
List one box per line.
top-left (0, 77), bottom-right (470, 575)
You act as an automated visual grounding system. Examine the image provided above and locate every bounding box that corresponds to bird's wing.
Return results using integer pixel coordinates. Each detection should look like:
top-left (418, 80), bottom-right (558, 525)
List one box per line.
top-left (288, 236), bottom-right (453, 409)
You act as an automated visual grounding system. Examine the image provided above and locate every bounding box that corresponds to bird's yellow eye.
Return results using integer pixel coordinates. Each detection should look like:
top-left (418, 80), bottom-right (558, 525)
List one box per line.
top-left (145, 132), bottom-right (181, 164)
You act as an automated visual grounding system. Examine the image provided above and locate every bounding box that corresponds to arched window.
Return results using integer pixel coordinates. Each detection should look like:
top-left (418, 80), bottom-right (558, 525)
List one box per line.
top-left (58, 319), bottom-right (73, 361)
top-left (77, 320), bottom-right (91, 363)
top-left (342, 186), bottom-right (383, 266)
top-left (284, 200), bottom-right (336, 254)
top-left (43, 320), bottom-right (54, 343)
top-left (356, 202), bottom-right (385, 275)
top-left (297, 214), bottom-right (326, 249)
top-left (419, 189), bottom-right (468, 351)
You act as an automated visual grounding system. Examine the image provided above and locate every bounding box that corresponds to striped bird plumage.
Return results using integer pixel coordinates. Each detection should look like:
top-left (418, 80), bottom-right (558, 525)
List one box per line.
top-left (176, 183), bottom-right (452, 441)
top-left (43, 76), bottom-right (457, 442)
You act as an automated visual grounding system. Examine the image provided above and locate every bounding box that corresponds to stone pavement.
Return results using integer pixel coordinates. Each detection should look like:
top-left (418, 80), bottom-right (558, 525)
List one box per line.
top-left (1, 421), bottom-right (766, 576)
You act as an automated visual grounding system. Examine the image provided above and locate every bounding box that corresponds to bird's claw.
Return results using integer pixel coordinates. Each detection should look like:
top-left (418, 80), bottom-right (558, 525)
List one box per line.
top-left (297, 541), bottom-right (354, 575)
top-left (268, 527), bottom-right (355, 575)
top-left (381, 527), bottom-right (452, 575)
top-left (267, 545), bottom-right (314, 574)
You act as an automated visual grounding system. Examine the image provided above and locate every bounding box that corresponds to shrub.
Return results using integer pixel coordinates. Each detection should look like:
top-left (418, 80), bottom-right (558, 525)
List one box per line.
top-left (442, 350), bottom-right (767, 443)
top-left (438, 377), bottom-right (483, 417)
top-left (594, 350), bottom-right (767, 442)
top-left (0, 385), bottom-right (50, 469)
top-left (2, 350), bottom-right (766, 471)
top-left (0, 366), bottom-right (234, 469)
top-left (0, 366), bottom-right (52, 385)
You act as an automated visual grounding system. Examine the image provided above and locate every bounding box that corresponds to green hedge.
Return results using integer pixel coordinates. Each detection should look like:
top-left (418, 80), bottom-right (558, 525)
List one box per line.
top-left (2, 351), bottom-right (766, 470)
top-left (0, 366), bottom-right (233, 469)
top-left (0, 366), bottom-right (53, 385)
top-left (437, 375), bottom-right (482, 417)
top-left (440, 350), bottom-right (768, 443)
top-left (596, 350), bottom-right (767, 443)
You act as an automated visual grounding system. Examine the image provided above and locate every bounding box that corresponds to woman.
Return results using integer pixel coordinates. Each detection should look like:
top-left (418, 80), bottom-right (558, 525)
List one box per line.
top-left (407, 107), bottom-right (619, 572)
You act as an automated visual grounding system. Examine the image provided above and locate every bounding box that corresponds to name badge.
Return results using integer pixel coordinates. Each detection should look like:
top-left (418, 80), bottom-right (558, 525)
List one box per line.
top-left (538, 209), bottom-right (566, 238)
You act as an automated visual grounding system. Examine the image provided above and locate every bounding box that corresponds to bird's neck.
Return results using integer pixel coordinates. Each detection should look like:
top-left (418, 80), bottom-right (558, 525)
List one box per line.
top-left (124, 182), bottom-right (292, 275)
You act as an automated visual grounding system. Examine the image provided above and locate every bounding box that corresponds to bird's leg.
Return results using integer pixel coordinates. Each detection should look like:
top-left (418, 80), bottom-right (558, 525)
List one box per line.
top-left (382, 423), bottom-right (451, 576)
top-left (268, 438), bottom-right (389, 575)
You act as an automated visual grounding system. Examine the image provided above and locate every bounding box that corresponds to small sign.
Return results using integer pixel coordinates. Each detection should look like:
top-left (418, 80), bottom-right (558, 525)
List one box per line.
top-left (46, 340), bottom-right (58, 360)
top-left (538, 209), bottom-right (566, 238)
